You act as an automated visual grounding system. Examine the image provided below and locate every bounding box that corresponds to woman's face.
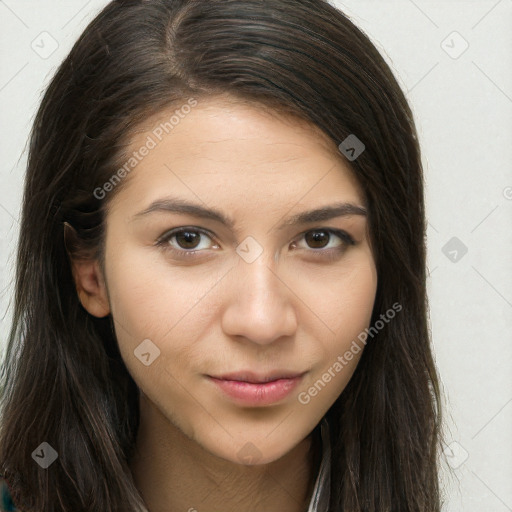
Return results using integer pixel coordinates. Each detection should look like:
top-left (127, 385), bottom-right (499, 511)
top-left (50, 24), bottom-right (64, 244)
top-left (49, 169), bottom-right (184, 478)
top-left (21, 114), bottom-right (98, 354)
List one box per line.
top-left (84, 96), bottom-right (377, 464)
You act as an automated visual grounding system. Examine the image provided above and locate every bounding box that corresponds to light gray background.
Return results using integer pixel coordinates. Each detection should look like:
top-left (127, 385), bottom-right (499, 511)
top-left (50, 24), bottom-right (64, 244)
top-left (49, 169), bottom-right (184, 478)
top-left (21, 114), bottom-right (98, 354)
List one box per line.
top-left (1, 1), bottom-right (511, 510)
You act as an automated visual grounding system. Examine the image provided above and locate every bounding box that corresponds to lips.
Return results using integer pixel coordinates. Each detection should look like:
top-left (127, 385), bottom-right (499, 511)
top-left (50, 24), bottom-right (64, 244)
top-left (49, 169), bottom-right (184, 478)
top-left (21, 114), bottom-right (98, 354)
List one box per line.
top-left (211, 370), bottom-right (306, 384)
top-left (207, 371), bottom-right (306, 406)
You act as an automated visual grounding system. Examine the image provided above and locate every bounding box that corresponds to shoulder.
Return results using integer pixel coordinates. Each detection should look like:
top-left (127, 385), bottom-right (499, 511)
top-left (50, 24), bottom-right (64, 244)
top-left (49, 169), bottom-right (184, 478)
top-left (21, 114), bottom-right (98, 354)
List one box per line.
top-left (0, 476), bottom-right (19, 512)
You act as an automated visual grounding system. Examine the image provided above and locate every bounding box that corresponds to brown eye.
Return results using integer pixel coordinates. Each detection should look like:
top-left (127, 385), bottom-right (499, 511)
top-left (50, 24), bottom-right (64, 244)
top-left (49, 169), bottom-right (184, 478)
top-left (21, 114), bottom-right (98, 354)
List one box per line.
top-left (304, 230), bottom-right (331, 249)
top-left (290, 228), bottom-right (355, 259)
top-left (174, 230), bottom-right (202, 250)
top-left (156, 227), bottom-right (217, 259)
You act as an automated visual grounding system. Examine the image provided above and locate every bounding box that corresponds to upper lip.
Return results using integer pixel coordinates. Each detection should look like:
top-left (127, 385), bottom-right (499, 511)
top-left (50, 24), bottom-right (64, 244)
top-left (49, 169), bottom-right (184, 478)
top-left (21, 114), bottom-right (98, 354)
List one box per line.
top-left (209, 370), bottom-right (306, 384)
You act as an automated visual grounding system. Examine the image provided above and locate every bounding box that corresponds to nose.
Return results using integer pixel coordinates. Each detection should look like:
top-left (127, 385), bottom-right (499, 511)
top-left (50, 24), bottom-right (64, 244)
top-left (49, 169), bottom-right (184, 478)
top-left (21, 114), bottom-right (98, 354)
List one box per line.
top-left (220, 252), bottom-right (298, 346)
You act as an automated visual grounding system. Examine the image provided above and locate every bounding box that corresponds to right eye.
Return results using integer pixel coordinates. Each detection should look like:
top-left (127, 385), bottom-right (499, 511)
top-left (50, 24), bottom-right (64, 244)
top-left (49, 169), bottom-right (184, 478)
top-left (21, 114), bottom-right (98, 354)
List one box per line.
top-left (155, 227), bottom-right (219, 259)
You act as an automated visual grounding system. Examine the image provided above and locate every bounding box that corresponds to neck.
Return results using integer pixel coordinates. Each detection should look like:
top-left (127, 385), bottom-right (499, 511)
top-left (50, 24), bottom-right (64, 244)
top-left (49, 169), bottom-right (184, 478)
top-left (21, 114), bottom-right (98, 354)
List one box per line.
top-left (129, 393), bottom-right (323, 512)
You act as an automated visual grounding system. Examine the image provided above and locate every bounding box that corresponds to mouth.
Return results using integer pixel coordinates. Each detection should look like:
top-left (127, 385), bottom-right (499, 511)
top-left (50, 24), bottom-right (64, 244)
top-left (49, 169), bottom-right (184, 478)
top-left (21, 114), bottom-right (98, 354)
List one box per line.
top-left (210, 370), bottom-right (306, 384)
top-left (206, 370), bottom-right (306, 406)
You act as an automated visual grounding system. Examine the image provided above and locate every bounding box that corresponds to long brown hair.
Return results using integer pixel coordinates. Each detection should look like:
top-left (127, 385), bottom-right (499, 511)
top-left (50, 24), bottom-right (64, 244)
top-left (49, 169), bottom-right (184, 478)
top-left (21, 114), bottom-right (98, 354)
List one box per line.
top-left (0, 0), bottom-right (444, 510)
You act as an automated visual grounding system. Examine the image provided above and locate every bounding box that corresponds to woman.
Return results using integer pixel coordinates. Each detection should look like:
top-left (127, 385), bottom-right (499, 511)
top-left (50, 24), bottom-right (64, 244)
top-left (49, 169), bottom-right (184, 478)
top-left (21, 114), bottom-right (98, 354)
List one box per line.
top-left (0, 0), bottom-right (444, 510)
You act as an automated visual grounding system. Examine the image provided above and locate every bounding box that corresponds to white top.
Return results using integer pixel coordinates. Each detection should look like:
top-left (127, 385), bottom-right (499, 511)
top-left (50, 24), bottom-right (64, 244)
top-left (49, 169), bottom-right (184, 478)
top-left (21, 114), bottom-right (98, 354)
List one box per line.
top-left (306, 417), bottom-right (331, 512)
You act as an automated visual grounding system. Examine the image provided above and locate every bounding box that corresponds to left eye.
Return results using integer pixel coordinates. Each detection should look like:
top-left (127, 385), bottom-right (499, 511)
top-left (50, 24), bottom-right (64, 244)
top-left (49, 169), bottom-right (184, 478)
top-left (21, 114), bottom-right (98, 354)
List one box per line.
top-left (292, 228), bottom-right (355, 251)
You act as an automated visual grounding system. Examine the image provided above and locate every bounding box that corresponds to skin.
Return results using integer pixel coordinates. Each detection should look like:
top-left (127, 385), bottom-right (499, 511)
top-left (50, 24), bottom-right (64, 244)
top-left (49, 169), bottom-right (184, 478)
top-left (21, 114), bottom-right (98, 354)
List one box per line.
top-left (71, 95), bottom-right (378, 512)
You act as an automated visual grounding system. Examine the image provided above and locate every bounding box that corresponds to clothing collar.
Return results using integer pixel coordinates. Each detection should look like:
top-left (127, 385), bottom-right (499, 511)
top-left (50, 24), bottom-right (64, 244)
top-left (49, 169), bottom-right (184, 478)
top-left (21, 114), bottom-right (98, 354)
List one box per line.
top-left (306, 416), bottom-right (331, 512)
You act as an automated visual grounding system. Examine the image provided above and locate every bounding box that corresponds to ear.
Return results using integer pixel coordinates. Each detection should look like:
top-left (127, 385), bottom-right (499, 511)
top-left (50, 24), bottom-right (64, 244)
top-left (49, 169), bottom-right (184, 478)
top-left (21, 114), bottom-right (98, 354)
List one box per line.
top-left (71, 258), bottom-right (111, 318)
top-left (64, 222), bottom-right (110, 318)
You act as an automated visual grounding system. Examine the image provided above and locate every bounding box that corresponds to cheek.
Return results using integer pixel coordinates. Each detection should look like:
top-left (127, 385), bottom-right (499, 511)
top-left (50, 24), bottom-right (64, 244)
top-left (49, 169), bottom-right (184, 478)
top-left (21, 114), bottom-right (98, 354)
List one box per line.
top-left (332, 259), bottom-right (377, 334)
top-left (299, 249), bottom-right (377, 343)
top-left (295, 252), bottom-right (377, 402)
top-left (104, 243), bottom-right (225, 386)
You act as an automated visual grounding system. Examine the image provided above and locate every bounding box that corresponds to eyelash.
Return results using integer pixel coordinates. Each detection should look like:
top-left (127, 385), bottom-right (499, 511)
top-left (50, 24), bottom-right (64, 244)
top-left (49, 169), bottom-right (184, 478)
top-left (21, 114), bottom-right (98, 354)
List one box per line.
top-left (155, 226), bottom-right (355, 261)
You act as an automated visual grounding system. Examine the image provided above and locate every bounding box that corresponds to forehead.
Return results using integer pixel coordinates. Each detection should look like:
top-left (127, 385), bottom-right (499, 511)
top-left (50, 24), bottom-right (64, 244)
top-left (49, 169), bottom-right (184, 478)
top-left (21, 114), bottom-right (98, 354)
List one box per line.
top-left (107, 96), bottom-right (365, 213)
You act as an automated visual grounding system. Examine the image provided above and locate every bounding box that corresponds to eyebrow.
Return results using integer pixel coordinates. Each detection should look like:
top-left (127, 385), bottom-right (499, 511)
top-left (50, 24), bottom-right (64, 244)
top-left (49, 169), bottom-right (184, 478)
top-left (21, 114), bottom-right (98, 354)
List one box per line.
top-left (132, 197), bottom-right (367, 230)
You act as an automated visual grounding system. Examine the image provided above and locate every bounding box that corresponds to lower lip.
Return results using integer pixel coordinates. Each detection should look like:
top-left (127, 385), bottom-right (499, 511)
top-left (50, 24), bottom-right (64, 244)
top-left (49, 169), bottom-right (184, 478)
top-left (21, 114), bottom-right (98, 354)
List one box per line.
top-left (208, 375), bottom-right (303, 406)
